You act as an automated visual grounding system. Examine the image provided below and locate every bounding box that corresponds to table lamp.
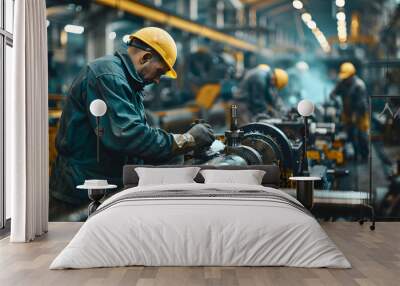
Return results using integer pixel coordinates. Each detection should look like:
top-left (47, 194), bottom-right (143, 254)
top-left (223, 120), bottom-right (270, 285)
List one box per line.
top-left (89, 99), bottom-right (107, 162)
top-left (297, 99), bottom-right (315, 175)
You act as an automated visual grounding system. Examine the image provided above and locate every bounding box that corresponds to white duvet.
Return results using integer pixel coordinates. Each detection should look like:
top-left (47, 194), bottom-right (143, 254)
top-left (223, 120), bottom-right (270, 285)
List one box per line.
top-left (50, 183), bottom-right (351, 269)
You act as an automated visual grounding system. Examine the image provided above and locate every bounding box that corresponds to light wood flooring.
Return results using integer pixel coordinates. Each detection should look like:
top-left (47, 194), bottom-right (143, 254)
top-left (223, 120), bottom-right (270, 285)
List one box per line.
top-left (0, 222), bottom-right (399, 286)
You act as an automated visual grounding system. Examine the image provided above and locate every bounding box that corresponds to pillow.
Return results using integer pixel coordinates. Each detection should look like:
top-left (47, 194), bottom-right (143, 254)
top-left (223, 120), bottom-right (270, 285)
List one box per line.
top-left (200, 169), bottom-right (266, 185)
top-left (135, 167), bottom-right (200, 186)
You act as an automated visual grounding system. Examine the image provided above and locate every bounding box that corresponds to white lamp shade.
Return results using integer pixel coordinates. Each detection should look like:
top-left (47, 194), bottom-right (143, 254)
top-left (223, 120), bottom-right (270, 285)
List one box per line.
top-left (297, 99), bottom-right (314, 117)
top-left (296, 61), bottom-right (309, 72)
top-left (89, 99), bottom-right (107, 117)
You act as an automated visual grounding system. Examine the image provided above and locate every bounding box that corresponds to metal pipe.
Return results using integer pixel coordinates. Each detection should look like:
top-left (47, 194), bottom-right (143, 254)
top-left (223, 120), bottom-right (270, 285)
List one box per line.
top-left (177, 0), bottom-right (185, 16)
top-left (249, 7), bottom-right (257, 27)
top-left (189, 0), bottom-right (198, 20)
top-left (96, 117), bottom-right (100, 163)
top-left (230, 104), bottom-right (238, 131)
top-left (216, 0), bottom-right (225, 28)
top-left (369, 96), bottom-right (372, 209)
top-left (303, 116), bottom-right (309, 174)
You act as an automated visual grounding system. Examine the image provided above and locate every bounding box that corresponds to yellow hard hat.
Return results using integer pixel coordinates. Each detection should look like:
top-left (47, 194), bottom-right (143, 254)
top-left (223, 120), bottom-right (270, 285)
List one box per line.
top-left (338, 62), bottom-right (356, 80)
top-left (257, 64), bottom-right (270, 71)
top-left (130, 27), bottom-right (177, 79)
top-left (274, 68), bottom-right (289, 90)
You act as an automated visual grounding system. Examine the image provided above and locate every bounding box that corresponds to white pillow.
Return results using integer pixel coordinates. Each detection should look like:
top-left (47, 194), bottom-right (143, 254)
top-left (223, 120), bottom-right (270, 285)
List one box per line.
top-left (200, 169), bottom-right (266, 185)
top-left (135, 167), bottom-right (200, 186)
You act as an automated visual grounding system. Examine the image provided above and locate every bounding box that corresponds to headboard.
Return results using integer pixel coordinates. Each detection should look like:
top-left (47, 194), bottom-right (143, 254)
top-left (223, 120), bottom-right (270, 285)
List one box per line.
top-left (123, 165), bottom-right (281, 189)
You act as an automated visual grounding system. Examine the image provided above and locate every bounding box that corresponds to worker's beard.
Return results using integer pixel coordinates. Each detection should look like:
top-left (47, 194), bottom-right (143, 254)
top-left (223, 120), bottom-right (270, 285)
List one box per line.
top-left (136, 71), bottom-right (149, 86)
top-left (137, 70), bottom-right (156, 86)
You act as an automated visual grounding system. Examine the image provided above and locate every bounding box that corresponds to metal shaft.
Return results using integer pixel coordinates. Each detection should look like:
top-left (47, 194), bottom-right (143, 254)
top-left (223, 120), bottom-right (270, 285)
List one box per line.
top-left (96, 116), bottom-right (100, 163)
top-left (303, 116), bottom-right (309, 174)
top-left (369, 99), bottom-right (372, 208)
top-left (230, 104), bottom-right (238, 131)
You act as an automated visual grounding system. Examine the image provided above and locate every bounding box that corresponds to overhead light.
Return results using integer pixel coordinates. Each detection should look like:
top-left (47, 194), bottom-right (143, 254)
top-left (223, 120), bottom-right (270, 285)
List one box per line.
top-left (60, 30), bottom-right (68, 46)
top-left (46, 20), bottom-right (50, 27)
top-left (336, 11), bottom-right (346, 21)
top-left (296, 61), bottom-right (309, 71)
top-left (336, 0), bottom-right (345, 7)
top-left (292, 0), bottom-right (303, 10)
top-left (336, 11), bottom-right (347, 43)
top-left (64, 24), bottom-right (84, 34)
top-left (313, 29), bottom-right (322, 36)
top-left (307, 20), bottom-right (316, 30)
top-left (229, 0), bottom-right (243, 9)
top-left (108, 31), bottom-right (116, 40)
top-left (301, 13), bottom-right (312, 23)
top-left (292, 2), bottom-right (330, 53)
top-left (321, 40), bottom-right (330, 49)
top-left (122, 34), bottom-right (131, 43)
top-left (322, 46), bottom-right (331, 53)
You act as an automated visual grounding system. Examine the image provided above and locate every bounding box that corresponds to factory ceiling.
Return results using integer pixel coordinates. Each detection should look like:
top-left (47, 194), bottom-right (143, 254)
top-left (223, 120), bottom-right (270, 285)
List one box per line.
top-left (45, 0), bottom-right (392, 55)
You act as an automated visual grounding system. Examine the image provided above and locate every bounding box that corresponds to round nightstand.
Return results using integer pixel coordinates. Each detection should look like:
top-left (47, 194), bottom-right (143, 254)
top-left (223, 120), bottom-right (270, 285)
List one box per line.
top-left (289, 176), bottom-right (321, 210)
top-left (77, 180), bottom-right (117, 216)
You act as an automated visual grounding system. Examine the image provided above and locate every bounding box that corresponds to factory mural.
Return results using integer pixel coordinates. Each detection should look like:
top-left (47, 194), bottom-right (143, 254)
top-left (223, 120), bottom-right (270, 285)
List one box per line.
top-left (46, 1), bottom-right (400, 223)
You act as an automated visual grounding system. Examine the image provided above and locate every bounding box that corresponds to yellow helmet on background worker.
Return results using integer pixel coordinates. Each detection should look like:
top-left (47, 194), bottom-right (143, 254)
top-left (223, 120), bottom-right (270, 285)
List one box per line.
top-left (257, 64), bottom-right (270, 71)
top-left (273, 68), bottom-right (289, 90)
top-left (130, 27), bottom-right (178, 79)
top-left (338, 62), bottom-right (356, 80)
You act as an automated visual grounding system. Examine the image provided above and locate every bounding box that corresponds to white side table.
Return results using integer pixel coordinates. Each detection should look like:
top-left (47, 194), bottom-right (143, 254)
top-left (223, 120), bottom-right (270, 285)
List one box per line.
top-left (77, 180), bottom-right (117, 216)
top-left (289, 176), bottom-right (321, 210)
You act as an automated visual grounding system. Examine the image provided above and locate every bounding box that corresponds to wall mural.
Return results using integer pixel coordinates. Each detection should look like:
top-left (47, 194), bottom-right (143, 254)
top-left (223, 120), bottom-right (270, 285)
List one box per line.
top-left (46, 3), bottom-right (400, 223)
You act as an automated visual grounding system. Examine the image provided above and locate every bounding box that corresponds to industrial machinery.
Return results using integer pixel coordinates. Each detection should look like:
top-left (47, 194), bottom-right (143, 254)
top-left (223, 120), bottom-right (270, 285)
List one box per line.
top-left (186, 105), bottom-right (305, 186)
top-left (307, 122), bottom-right (345, 166)
top-left (185, 103), bottom-right (355, 188)
top-left (256, 105), bottom-right (346, 167)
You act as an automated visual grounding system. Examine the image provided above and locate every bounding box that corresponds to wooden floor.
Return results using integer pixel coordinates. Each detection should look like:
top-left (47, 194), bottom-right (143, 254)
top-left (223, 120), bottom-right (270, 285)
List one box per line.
top-left (0, 222), bottom-right (399, 286)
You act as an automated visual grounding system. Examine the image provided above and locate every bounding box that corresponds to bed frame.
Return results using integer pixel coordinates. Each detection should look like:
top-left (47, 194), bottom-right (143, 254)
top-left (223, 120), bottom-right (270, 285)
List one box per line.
top-left (122, 164), bottom-right (281, 189)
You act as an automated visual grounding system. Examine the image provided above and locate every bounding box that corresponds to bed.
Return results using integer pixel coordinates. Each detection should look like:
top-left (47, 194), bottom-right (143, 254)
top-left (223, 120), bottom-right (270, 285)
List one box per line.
top-left (50, 165), bottom-right (351, 269)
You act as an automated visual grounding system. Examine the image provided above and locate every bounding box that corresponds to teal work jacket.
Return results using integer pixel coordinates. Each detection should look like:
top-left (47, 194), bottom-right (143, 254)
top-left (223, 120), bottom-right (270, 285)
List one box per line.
top-left (50, 51), bottom-right (174, 204)
top-left (237, 66), bottom-right (276, 115)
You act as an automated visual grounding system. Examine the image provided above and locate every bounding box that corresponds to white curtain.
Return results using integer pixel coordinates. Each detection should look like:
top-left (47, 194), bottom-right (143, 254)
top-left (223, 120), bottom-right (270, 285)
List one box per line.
top-left (7, 0), bottom-right (49, 242)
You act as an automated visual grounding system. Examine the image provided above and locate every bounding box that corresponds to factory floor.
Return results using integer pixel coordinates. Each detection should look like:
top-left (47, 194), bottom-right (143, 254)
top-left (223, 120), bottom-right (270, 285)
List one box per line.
top-left (0, 222), bottom-right (399, 286)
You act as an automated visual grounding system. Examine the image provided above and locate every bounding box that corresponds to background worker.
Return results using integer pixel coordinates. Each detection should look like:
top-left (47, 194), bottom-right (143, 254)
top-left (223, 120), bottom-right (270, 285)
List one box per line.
top-left (50, 27), bottom-right (214, 219)
top-left (330, 62), bottom-right (369, 161)
top-left (235, 64), bottom-right (289, 125)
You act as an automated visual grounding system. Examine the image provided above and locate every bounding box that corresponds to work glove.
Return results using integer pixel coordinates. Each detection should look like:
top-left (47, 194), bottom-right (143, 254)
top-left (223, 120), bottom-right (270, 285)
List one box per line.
top-left (171, 123), bottom-right (215, 155)
top-left (187, 123), bottom-right (215, 149)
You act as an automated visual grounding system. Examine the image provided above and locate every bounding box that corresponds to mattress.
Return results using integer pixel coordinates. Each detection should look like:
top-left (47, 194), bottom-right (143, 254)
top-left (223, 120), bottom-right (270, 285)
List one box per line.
top-left (50, 183), bottom-right (351, 269)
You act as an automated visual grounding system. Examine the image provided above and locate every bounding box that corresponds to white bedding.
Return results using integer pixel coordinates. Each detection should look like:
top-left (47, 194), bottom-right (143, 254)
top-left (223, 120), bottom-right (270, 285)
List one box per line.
top-left (50, 183), bottom-right (351, 269)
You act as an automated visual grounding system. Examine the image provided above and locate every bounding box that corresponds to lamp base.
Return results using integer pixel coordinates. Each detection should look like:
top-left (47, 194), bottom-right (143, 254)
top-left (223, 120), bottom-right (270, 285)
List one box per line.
top-left (296, 180), bottom-right (314, 210)
top-left (87, 189), bottom-right (106, 215)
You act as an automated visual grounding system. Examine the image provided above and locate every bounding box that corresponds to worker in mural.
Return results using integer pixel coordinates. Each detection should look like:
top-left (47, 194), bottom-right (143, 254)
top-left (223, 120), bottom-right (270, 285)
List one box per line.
top-left (235, 64), bottom-right (289, 125)
top-left (330, 62), bottom-right (369, 161)
top-left (49, 27), bottom-right (215, 220)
